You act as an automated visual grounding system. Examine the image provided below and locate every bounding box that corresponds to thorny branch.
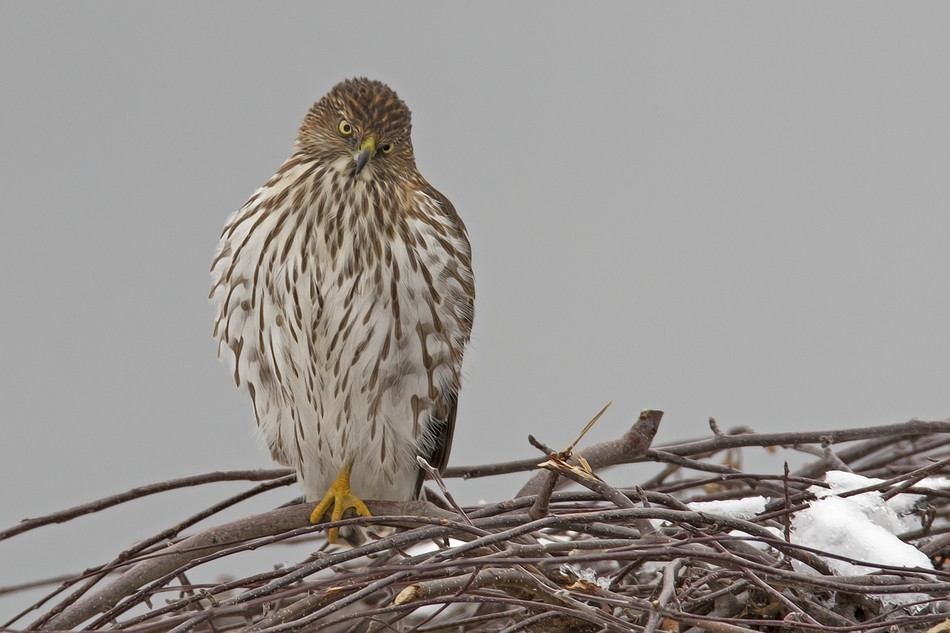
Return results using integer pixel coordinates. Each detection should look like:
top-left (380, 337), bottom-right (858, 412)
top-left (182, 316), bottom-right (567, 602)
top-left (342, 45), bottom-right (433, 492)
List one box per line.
top-left (3, 416), bottom-right (950, 632)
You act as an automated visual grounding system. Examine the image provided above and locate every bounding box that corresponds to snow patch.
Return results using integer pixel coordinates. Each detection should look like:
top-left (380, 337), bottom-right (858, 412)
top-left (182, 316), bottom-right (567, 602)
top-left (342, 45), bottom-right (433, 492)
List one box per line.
top-left (791, 471), bottom-right (935, 607)
top-left (688, 496), bottom-right (768, 520)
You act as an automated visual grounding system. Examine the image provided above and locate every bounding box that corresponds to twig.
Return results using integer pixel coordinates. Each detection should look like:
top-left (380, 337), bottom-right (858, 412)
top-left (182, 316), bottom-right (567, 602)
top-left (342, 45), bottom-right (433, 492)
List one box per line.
top-left (7, 416), bottom-right (950, 632)
top-left (18, 474), bottom-right (297, 630)
top-left (0, 469), bottom-right (293, 541)
top-left (517, 408), bottom-right (663, 497)
top-left (39, 500), bottom-right (454, 630)
top-left (447, 419), bottom-right (950, 480)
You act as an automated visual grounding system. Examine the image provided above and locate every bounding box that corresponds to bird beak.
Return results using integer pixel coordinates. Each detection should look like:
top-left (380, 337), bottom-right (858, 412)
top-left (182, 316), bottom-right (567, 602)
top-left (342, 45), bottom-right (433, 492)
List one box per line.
top-left (353, 137), bottom-right (376, 175)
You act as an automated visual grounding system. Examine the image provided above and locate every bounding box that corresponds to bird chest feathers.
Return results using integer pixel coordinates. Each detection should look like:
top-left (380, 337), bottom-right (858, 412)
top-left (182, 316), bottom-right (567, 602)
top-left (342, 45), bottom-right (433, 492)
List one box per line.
top-left (211, 167), bottom-right (470, 500)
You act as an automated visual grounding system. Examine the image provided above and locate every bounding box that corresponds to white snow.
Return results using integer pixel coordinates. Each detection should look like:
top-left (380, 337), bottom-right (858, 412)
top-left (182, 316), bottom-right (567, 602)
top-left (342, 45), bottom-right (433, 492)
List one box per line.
top-left (792, 495), bottom-right (932, 575)
top-left (728, 526), bottom-right (785, 550)
top-left (685, 497), bottom-right (779, 550)
top-left (790, 470), bottom-right (935, 607)
top-left (886, 476), bottom-right (950, 518)
top-left (688, 496), bottom-right (768, 520)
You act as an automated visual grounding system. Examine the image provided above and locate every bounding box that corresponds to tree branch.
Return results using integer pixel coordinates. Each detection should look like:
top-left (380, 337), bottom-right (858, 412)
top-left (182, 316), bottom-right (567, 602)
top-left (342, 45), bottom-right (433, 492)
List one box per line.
top-left (1, 469), bottom-right (294, 542)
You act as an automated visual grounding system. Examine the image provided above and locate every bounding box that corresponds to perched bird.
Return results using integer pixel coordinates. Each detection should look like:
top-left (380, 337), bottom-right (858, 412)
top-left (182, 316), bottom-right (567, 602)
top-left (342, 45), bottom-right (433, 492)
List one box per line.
top-left (210, 78), bottom-right (474, 542)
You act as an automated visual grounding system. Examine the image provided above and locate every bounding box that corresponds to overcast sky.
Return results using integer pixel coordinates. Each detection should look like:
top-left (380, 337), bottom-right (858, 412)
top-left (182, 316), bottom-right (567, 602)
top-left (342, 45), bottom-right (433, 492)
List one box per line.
top-left (1, 2), bottom-right (948, 614)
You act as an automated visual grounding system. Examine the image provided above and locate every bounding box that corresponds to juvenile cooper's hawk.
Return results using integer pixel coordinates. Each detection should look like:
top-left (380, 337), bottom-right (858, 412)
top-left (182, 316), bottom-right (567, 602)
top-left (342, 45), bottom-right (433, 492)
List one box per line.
top-left (210, 78), bottom-right (474, 542)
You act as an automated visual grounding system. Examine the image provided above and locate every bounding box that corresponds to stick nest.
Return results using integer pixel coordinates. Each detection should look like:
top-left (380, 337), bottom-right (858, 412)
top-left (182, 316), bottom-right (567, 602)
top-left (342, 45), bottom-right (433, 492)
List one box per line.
top-left (6, 413), bottom-right (950, 632)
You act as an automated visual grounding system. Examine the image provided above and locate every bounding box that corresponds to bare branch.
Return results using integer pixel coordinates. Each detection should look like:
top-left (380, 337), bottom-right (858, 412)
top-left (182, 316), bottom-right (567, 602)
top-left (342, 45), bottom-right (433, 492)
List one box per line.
top-left (5, 416), bottom-right (950, 632)
top-left (0, 469), bottom-right (294, 542)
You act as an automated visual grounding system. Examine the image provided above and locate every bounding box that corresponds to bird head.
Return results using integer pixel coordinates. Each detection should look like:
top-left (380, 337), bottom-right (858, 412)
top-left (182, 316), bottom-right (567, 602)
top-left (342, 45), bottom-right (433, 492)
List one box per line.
top-left (296, 78), bottom-right (417, 181)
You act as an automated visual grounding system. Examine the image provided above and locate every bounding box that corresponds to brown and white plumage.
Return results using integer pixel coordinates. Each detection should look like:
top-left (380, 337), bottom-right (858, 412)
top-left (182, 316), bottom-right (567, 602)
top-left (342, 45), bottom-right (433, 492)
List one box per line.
top-left (210, 79), bottom-right (474, 536)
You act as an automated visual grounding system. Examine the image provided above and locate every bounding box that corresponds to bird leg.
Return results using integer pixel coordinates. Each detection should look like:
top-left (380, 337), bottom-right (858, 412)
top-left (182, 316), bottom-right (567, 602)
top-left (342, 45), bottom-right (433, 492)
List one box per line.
top-left (309, 461), bottom-right (372, 543)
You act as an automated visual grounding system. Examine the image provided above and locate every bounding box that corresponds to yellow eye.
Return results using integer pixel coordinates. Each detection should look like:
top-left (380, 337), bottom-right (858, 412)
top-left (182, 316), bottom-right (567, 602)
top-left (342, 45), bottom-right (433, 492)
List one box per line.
top-left (380, 142), bottom-right (394, 154)
top-left (338, 120), bottom-right (354, 136)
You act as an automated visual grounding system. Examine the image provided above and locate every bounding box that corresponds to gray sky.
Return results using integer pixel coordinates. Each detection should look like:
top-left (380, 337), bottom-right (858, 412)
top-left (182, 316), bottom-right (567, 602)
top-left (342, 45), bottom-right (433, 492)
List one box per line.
top-left (1, 2), bottom-right (948, 613)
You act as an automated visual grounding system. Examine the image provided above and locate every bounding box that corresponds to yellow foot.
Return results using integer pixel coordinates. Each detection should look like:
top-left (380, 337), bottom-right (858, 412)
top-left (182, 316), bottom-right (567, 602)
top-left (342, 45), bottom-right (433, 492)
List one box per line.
top-left (309, 462), bottom-right (372, 544)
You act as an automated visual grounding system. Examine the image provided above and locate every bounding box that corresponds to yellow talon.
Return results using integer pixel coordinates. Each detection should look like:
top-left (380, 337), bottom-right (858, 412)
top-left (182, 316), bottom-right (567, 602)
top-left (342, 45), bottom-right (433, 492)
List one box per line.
top-left (309, 461), bottom-right (372, 543)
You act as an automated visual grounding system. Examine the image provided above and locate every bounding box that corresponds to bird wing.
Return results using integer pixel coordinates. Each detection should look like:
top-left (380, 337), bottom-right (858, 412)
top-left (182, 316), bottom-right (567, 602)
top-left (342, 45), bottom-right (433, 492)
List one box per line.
top-left (411, 184), bottom-right (474, 498)
top-left (414, 391), bottom-right (459, 497)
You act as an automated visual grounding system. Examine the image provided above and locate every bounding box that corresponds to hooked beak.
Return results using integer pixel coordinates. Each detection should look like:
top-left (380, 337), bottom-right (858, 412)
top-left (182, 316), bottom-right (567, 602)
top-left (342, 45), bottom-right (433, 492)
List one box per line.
top-left (353, 137), bottom-right (376, 175)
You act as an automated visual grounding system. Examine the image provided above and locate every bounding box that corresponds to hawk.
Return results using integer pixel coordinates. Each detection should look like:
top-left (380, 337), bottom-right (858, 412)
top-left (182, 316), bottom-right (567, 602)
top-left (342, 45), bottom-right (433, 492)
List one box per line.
top-left (210, 78), bottom-right (474, 542)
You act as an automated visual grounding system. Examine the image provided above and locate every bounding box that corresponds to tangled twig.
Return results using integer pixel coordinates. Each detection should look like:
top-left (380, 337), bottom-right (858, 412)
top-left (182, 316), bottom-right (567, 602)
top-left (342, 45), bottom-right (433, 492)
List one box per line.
top-left (4, 415), bottom-right (950, 632)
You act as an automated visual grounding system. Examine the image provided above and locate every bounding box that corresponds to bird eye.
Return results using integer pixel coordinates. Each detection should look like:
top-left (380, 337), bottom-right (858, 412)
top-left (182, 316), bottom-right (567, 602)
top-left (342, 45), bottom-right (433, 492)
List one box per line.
top-left (338, 120), bottom-right (354, 136)
top-left (380, 142), bottom-right (394, 154)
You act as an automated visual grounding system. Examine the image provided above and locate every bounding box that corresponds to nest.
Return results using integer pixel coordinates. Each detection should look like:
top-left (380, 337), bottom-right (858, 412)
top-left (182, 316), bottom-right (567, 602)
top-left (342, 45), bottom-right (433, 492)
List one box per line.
top-left (6, 412), bottom-right (950, 632)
